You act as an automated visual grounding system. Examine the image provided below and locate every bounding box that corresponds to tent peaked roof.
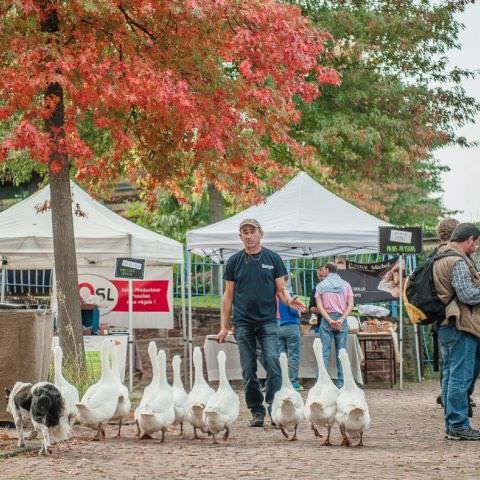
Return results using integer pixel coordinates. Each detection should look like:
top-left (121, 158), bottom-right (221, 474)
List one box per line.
top-left (187, 171), bottom-right (390, 259)
top-left (0, 182), bottom-right (183, 267)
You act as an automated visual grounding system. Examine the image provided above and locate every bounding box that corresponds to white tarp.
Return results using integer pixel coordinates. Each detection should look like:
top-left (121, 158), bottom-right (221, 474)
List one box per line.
top-left (187, 171), bottom-right (390, 259)
top-left (0, 181), bottom-right (183, 268)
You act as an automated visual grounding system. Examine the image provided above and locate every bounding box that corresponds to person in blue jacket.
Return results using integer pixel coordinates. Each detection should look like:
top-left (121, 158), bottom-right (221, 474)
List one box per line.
top-left (278, 275), bottom-right (303, 391)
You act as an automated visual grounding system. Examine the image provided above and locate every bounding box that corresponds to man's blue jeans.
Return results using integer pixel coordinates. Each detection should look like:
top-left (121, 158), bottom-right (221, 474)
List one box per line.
top-left (319, 312), bottom-right (347, 388)
top-left (438, 323), bottom-right (477, 431)
top-left (278, 323), bottom-right (301, 387)
top-left (235, 321), bottom-right (282, 416)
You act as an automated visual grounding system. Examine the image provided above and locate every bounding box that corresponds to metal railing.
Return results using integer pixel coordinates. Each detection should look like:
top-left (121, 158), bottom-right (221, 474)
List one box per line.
top-left (0, 269), bottom-right (53, 296)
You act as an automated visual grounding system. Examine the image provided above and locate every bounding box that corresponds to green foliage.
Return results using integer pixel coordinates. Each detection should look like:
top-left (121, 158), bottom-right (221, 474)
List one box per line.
top-left (125, 191), bottom-right (210, 243)
top-left (285, 0), bottom-right (479, 225)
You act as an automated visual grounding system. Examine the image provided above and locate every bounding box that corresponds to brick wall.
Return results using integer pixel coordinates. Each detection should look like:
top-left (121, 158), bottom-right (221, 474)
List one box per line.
top-left (134, 307), bottom-right (220, 385)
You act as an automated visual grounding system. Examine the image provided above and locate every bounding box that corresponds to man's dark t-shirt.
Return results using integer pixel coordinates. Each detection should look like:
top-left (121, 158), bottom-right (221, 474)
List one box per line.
top-left (224, 247), bottom-right (287, 326)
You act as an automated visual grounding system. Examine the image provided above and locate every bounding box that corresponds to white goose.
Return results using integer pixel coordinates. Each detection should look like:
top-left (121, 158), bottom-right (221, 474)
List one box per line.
top-left (53, 345), bottom-right (79, 427)
top-left (185, 346), bottom-right (215, 439)
top-left (335, 348), bottom-right (371, 447)
top-left (76, 339), bottom-right (120, 440)
top-left (172, 355), bottom-right (188, 436)
top-left (134, 341), bottom-right (160, 438)
top-left (110, 342), bottom-right (131, 437)
top-left (135, 349), bottom-right (175, 441)
top-left (203, 351), bottom-right (240, 444)
top-left (304, 338), bottom-right (339, 445)
top-left (271, 352), bottom-right (304, 441)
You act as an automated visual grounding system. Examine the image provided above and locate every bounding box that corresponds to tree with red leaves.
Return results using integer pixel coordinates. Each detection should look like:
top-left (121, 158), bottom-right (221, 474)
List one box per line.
top-left (0, 0), bottom-right (339, 366)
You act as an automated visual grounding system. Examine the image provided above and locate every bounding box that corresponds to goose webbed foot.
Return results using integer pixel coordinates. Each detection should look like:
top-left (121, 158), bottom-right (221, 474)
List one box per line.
top-left (140, 433), bottom-right (153, 440)
top-left (312, 425), bottom-right (322, 438)
top-left (356, 432), bottom-right (364, 447)
top-left (280, 426), bottom-right (289, 439)
top-left (92, 426), bottom-right (103, 441)
top-left (223, 426), bottom-right (230, 442)
top-left (289, 425), bottom-right (298, 441)
top-left (339, 424), bottom-right (351, 447)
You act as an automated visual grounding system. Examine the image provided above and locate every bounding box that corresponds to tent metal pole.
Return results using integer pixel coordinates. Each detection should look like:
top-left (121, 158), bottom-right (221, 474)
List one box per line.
top-left (218, 249), bottom-right (224, 329)
top-left (180, 248), bottom-right (188, 384)
top-left (1, 257), bottom-right (6, 303)
top-left (399, 255), bottom-right (404, 390)
top-left (187, 248), bottom-right (193, 389)
top-left (128, 235), bottom-right (134, 393)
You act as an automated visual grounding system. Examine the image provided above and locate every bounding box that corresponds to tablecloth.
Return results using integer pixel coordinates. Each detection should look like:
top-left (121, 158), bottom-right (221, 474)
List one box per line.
top-left (204, 333), bottom-right (364, 385)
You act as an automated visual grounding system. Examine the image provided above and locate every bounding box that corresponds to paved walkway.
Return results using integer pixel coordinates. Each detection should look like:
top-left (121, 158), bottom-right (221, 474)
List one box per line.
top-left (1, 381), bottom-right (480, 479)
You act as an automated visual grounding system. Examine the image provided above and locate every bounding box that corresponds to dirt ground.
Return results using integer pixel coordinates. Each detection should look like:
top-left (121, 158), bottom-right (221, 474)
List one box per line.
top-left (1, 381), bottom-right (480, 480)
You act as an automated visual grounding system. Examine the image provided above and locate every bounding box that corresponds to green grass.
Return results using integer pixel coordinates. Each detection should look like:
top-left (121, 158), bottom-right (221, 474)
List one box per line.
top-left (173, 294), bottom-right (311, 309)
top-left (174, 295), bottom-right (221, 309)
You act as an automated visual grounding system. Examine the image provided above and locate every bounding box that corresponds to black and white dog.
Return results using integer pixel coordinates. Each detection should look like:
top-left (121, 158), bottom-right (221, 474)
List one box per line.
top-left (6, 381), bottom-right (71, 455)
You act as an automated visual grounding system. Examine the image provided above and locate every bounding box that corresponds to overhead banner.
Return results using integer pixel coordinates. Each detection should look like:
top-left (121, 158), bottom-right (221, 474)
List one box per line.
top-left (78, 265), bottom-right (173, 329)
top-left (338, 258), bottom-right (402, 304)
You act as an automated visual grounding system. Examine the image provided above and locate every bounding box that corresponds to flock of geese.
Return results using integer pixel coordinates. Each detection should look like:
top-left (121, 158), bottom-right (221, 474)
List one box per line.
top-left (52, 337), bottom-right (370, 447)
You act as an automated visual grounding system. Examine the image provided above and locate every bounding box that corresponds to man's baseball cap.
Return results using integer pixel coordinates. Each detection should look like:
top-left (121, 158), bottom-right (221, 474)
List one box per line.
top-left (239, 218), bottom-right (262, 231)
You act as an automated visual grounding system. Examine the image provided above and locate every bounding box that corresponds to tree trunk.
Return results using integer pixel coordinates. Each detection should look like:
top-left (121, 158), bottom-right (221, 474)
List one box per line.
top-left (207, 183), bottom-right (225, 223)
top-left (207, 184), bottom-right (225, 295)
top-left (42, 4), bottom-right (85, 371)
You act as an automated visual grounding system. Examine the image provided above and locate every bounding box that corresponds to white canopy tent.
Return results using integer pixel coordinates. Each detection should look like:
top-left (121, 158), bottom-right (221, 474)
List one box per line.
top-left (0, 182), bottom-right (186, 390)
top-left (185, 172), bottom-right (414, 388)
top-left (0, 181), bottom-right (183, 268)
top-left (187, 171), bottom-right (390, 260)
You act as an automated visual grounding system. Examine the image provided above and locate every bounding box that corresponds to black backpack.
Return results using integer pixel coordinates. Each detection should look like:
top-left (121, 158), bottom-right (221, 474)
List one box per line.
top-left (404, 252), bottom-right (462, 325)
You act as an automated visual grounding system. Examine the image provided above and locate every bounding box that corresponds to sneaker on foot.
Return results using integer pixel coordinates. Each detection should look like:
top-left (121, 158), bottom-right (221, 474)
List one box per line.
top-left (447, 427), bottom-right (480, 441)
top-left (249, 412), bottom-right (265, 427)
top-left (294, 384), bottom-right (304, 392)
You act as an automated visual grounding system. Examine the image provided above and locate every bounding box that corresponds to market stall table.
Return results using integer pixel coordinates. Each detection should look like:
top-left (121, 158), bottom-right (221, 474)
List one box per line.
top-left (204, 332), bottom-right (364, 385)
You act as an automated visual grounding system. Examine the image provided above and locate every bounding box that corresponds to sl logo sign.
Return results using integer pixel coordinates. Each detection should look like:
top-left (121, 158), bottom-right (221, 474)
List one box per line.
top-left (78, 274), bottom-right (119, 315)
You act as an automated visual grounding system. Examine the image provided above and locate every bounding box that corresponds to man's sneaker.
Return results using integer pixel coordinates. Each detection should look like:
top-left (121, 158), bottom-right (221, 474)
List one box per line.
top-left (447, 427), bottom-right (480, 441)
top-left (294, 384), bottom-right (304, 392)
top-left (249, 412), bottom-right (265, 427)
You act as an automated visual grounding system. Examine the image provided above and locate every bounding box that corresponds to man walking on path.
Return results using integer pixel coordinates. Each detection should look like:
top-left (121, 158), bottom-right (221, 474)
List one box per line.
top-left (433, 223), bottom-right (480, 440)
top-left (315, 262), bottom-right (354, 388)
top-left (217, 218), bottom-right (305, 427)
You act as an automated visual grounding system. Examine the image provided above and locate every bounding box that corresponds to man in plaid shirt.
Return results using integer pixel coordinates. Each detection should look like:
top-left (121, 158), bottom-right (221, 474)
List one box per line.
top-left (433, 223), bottom-right (480, 441)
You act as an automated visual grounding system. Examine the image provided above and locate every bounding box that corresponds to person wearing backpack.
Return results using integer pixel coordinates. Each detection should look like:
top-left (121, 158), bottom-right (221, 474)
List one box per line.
top-left (433, 223), bottom-right (480, 441)
top-left (432, 218), bottom-right (460, 406)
